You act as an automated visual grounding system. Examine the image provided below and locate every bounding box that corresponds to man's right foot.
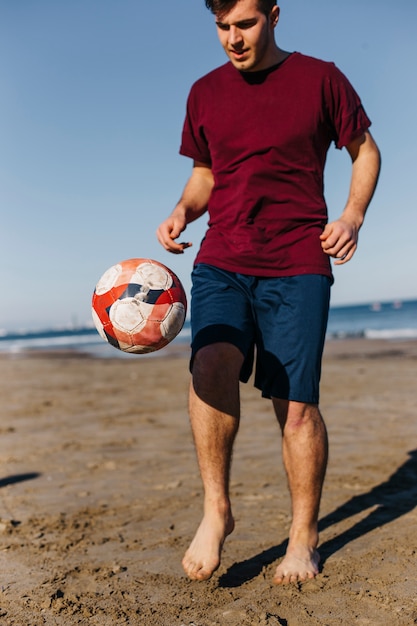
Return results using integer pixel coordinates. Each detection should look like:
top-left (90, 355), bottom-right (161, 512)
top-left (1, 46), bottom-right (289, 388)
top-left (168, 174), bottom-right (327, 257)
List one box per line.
top-left (182, 510), bottom-right (235, 581)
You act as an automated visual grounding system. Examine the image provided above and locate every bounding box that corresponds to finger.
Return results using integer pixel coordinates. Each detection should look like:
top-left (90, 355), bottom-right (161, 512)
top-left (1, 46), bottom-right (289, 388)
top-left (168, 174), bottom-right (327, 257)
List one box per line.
top-left (320, 232), bottom-right (343, 251)
top-left (156, 229), bottom-right (180, 252)
top-left (164, 240), bottom-right (192, 254)
top-left (319, 225), bottom-right (332, 241)
top-left (322, 230), bottom-right (353, 254)
top-left (156, 225), bottom-right (183, 250)
top-left (169, 226), bottom-right (183, 240)
top-left (335, 239), bottom-right (356, 258)
top-left (333, 244), bottom-right (356, 265)
top-left (321, 221), bottom-right (356, 249)
top-left (172, 241), bottom-right (192, 254)
top-left (319, 227), bottom-right (335, 246)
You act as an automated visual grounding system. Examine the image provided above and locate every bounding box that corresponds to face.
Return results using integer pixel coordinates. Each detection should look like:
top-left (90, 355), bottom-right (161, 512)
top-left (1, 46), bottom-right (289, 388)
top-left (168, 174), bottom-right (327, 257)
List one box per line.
top-left (215, 0), bottom-right (280, 72)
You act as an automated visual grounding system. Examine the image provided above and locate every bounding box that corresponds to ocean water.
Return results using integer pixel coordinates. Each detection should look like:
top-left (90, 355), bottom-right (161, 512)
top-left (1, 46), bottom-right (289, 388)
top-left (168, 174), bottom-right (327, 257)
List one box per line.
top-left (326, 298), bottom-right (417, 340)
top-left (0, 298), bottom-right (416, 357)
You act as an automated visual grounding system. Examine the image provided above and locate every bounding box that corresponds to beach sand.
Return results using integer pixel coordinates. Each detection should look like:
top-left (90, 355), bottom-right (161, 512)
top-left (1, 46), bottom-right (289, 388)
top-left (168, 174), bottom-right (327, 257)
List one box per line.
top-left (1, 339), bottom-right (417, 625)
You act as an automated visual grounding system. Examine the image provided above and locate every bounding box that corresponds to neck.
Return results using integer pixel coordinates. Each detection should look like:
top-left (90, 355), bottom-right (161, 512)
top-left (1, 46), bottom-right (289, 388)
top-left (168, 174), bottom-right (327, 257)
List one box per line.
top-left (244, 47), bottom-right (290, 73)
top-left (268, 46), bottom-right (290, 67)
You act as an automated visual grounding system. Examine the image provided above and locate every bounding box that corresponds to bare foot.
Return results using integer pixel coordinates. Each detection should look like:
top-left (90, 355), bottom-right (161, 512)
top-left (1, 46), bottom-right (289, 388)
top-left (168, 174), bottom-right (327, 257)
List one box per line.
top-left (182, 511), bottom-right (235, 581)
top-left (272, 545), bottom-right (320, 585)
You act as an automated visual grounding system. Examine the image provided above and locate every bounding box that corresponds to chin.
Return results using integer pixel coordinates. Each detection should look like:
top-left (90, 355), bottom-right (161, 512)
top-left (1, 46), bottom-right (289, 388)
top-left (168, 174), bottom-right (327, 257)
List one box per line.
top-left (230, 58), bottom-right (254, 71)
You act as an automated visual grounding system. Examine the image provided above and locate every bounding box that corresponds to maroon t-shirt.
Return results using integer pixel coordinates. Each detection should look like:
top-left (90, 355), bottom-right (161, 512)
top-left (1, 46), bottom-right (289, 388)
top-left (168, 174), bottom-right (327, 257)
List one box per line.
top-left (180, 52), bottom-right (371, 278)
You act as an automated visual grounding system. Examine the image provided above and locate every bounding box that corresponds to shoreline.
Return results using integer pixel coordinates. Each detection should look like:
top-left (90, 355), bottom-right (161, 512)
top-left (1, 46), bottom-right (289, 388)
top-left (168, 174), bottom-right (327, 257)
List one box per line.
top-left (1, 336), bottom-right (416, 361)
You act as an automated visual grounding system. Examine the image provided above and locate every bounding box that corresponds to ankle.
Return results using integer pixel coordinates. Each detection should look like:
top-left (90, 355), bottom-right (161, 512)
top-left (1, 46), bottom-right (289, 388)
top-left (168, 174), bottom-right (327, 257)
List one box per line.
top-left (288, 524), bottom-right (319, 550)
top-left (203, 496), bottom-right (232, 518)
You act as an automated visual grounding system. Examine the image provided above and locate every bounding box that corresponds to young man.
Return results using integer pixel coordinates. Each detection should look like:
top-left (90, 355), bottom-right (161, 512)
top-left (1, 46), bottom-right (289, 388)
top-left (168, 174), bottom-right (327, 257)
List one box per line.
top-left (156, 0), bottom-right (380, 584)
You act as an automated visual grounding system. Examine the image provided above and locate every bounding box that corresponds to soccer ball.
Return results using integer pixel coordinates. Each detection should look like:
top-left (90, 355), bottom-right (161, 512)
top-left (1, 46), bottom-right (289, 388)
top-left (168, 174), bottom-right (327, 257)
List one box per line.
top-left (92, 258), bottom-right (187, 354)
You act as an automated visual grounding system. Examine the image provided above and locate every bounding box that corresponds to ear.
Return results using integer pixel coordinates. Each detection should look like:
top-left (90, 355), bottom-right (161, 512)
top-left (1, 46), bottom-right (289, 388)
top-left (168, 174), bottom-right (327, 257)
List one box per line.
top-left (270, 5), bottom-right (280, 27)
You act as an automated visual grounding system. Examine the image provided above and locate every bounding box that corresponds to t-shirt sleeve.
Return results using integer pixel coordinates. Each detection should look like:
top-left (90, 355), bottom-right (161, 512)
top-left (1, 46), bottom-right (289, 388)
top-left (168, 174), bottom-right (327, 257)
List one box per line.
top-left (325, 64), bottom-right (372, 149)
top-left (179, 84), bottom-right (212, 165)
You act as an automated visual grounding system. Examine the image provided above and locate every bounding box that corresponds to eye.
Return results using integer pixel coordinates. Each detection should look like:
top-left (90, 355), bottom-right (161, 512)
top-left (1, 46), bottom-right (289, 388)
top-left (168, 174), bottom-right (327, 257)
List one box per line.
top-left (236, 19), bottom-right (257, 29)
top-left (216, 18), bottom-right (258, 31)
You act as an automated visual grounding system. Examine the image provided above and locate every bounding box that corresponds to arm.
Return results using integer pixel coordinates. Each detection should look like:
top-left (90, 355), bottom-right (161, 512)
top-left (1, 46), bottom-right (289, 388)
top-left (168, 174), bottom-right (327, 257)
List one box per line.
top-left (156, 161), bottom-right (214, 254)
top-left (320, 130), bottom-right (381, 265)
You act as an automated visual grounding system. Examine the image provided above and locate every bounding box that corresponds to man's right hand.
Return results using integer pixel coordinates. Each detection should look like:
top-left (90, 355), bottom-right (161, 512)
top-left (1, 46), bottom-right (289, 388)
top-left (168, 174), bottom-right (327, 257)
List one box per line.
top-left (156, 161), bottom-right (213, 254)
top-left (156, 213), bottom-right (192, 254)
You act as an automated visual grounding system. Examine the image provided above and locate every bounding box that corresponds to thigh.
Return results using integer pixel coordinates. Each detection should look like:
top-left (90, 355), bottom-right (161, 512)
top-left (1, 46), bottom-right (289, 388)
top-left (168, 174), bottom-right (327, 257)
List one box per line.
top-left (190, 264), bottom-right (255, 379)
top-left (254, 275), bottom-right (331, 403)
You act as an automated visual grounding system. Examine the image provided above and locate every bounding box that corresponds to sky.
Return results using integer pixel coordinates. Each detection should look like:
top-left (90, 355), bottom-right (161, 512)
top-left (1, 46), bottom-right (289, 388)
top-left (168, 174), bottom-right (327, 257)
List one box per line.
top-left (1, 0), bottom-right (416, 331)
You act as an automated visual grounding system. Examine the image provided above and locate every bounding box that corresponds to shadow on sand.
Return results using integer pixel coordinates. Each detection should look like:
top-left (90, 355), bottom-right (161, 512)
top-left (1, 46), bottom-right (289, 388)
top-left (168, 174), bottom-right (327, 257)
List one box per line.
top-left (218, 449), bottom-right (417, 587)
top-left (0, 473), bottom-right (41, 489)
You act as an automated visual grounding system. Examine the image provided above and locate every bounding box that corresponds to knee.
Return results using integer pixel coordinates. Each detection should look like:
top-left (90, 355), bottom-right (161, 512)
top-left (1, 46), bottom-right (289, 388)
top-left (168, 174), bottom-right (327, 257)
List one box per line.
top-left (192, 343), bottom-right (244, 389)
top-left (273, 399), bottom-right (323, 431)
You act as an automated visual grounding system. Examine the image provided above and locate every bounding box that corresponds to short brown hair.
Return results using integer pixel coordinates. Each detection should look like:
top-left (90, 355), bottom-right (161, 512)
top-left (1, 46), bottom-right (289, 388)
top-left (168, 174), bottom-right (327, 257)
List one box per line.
top-left (205, 0), bottom-right (277, 18)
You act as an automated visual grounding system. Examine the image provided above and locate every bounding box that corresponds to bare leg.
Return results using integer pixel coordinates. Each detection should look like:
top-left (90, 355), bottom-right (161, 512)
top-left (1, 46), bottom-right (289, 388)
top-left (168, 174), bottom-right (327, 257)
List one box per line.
top-left (272, 399), bottom-right (328, 585)
top-left (182, 343), bottom-right (243, 581)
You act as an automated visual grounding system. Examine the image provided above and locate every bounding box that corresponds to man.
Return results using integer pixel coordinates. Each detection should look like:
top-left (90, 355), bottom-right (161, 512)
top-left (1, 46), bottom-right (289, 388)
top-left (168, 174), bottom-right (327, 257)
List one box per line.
top-left (156, 0), bottom-right (380, 585)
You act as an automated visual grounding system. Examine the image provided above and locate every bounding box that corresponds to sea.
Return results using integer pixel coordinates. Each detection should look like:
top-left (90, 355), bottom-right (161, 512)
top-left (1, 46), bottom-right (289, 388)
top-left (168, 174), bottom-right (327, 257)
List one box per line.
top-left (1, 298), bottom-right (416, 358)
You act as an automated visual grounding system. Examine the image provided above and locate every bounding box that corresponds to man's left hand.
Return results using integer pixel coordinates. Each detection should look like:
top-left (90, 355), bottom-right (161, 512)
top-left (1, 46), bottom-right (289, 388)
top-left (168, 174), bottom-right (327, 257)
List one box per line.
top-left (320, 219), bottom-right (359, 265)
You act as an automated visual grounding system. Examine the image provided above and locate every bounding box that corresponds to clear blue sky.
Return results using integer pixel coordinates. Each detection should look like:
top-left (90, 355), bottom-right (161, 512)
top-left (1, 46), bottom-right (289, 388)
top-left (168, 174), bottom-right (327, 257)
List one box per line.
top-left (1, 0), bottom-right (416, 330)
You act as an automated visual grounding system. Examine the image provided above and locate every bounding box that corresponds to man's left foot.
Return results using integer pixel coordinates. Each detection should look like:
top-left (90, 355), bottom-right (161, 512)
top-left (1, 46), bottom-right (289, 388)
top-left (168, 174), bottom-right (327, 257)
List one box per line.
top-left (272, 545), bottom-right (320, 585)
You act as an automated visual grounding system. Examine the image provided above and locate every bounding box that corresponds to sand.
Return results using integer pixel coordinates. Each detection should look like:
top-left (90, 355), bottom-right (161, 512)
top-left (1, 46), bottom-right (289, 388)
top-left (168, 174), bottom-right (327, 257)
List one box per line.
top-left (1, 339), bottom-right (417, 625)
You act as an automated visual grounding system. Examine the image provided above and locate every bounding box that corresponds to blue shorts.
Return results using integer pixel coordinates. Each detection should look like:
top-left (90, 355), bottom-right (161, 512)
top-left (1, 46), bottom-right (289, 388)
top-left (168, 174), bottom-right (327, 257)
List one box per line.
top-left (190, 264), bottom-right (331, 404)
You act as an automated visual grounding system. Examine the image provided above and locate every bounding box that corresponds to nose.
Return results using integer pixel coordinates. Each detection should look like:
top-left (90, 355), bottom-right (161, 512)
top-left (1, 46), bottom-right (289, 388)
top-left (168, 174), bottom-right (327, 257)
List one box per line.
top-left (228, 25), bottom-right (243, 46)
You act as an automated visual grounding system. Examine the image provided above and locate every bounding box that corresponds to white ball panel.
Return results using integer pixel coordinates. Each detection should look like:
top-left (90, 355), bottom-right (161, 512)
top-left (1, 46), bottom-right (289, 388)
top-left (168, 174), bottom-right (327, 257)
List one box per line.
top-left (109, 298), bottom-right (149, 333)
top-left (95, 264), bottom-right (123, 295)
top-left (160, 302), bottom-right (186, 340)
top-left (91, 308), bottom-right (108, 341)
top-left (133, 262), bottom-right (173, 291)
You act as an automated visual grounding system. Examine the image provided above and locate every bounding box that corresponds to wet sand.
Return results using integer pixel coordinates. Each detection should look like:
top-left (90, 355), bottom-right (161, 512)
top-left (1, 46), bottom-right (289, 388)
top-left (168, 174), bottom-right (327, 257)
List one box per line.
top-left (1, 339), bottom-right (417, 625)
